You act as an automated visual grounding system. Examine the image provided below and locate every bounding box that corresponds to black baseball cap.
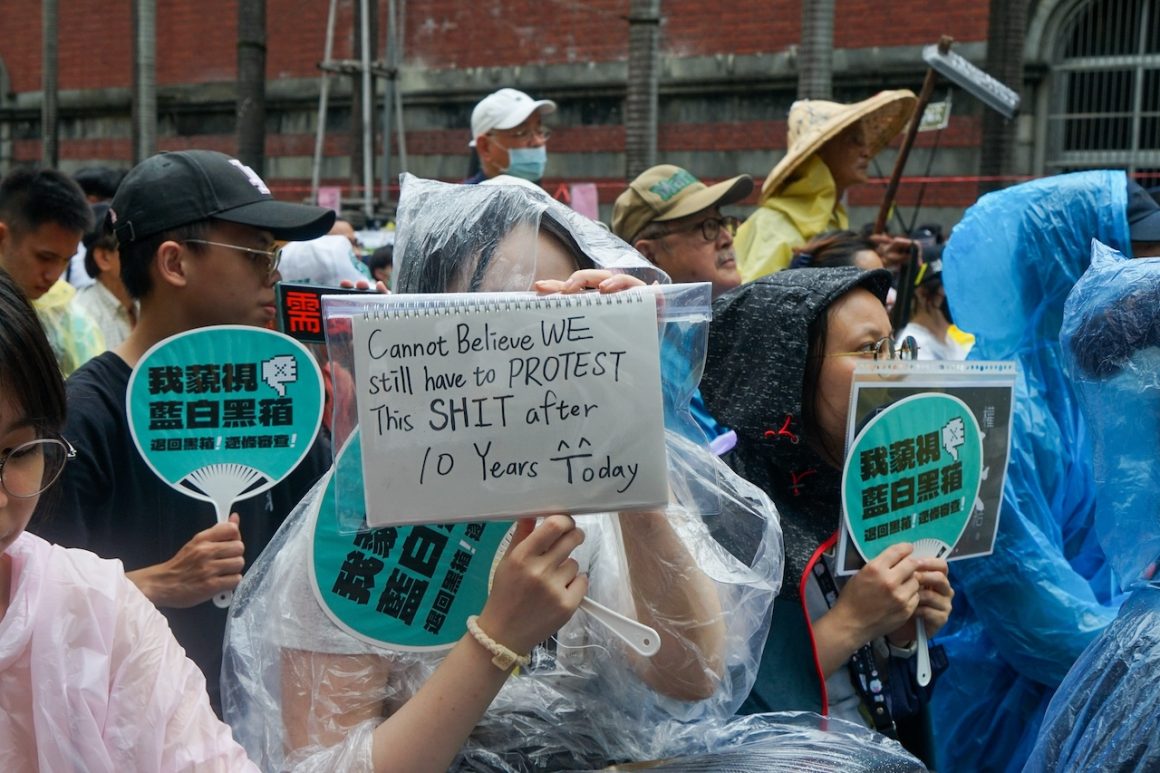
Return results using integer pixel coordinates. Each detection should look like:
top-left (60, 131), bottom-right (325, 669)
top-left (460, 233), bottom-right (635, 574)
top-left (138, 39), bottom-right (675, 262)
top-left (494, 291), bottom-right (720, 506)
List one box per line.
top-left (109, 150), bottom-right (335, 245)
top-left (1127, 180), bottom-right (1160, 242)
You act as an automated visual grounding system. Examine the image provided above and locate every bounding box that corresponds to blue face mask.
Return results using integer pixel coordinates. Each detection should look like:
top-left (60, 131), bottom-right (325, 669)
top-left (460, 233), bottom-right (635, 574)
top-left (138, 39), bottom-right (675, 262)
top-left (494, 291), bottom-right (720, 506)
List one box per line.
top-left (504, 146), bottom-right (547, 182)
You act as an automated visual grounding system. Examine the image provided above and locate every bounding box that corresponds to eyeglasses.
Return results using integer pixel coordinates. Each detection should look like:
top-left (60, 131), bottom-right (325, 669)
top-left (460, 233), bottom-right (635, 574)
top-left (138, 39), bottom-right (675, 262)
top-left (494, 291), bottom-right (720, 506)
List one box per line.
top-left (490, 126), bottom-right (552, 143)
top-left (183, 239), bottom-right (282, 278)
top-left (0, 437), bottom-right (76, 498)
top-left (666, 215), bottom-right (741, 243)
top-left (827, 335), bottom-right (919, 361)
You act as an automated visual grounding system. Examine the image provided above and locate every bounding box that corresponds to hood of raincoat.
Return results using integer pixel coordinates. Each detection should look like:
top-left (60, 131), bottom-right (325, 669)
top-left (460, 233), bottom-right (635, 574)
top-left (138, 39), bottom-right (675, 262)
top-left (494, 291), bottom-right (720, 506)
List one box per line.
top-left (393, 174), bottom-right (668, 294)
top-left (735, 156), bottom-right (850, 281)
top-left (760, 155), bottom-right (844, 229)
top-left (701, 266), bottom-right (892, 595)
top-left (1062, 241), bottom-right (1160, 590)
top-left (928, 170), bottom-right (1132, 771)
top-left (943, 170), bottom-right (1131, 358)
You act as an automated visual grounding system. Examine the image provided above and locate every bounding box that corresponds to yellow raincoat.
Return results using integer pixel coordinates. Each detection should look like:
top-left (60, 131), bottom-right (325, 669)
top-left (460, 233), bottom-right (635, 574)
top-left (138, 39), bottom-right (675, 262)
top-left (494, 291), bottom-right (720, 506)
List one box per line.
top-left (33, 280), bottom-right (105, 376)
top-left (734, 156), bottom-right (848, 282)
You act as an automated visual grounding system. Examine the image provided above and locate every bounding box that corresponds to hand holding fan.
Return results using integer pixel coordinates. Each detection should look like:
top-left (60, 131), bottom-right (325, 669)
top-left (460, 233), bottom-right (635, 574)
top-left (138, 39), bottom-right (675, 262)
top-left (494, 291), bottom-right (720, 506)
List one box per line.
top-left (842, 393), bottom-right (982, 685)
top-left (128, 326), bottom-right (324, 607)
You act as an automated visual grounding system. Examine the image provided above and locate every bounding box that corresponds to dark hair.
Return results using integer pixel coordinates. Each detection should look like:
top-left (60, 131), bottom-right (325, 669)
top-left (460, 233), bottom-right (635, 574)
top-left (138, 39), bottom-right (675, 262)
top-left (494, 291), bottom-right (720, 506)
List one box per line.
top-left (800, 307), bottom-right (832, 462)
top-left (0, 268), bottom-right (66, 435)
top-left (0, 167), bottom-right (92, 240)
top-left (83, 202), bottom-right (119, 279)
top-left (368, 244), bottom-right (393, 272)
top-left (119, 220), bottom-right (211, 299)
top-left (1069, 280), bottom-right (1160, 379)
top-left (73, 166), bottom-right (126, 202)
top-left (395, 200), bottom-right (542, 294)
top-left (790, 230), bottom-right (876, 269)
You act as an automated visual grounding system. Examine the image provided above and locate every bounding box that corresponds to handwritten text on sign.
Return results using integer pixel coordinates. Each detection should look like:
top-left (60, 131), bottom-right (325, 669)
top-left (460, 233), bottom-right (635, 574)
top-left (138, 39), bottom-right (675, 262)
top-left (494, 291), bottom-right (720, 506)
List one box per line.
top-left (351, 292), bottom-right (669, 526)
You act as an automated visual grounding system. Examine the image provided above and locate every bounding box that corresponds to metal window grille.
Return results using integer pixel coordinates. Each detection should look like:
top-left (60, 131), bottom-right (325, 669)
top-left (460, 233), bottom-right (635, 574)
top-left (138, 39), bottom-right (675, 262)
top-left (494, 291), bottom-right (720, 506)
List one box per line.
top-left (1046, 0), bottom-right (1160, 179)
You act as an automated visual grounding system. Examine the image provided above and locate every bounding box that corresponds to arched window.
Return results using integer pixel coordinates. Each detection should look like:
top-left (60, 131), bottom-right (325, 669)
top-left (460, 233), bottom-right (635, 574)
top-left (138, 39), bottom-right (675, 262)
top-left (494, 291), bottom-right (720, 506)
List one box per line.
top-left (1045, 0), bottom-right (1160, 176)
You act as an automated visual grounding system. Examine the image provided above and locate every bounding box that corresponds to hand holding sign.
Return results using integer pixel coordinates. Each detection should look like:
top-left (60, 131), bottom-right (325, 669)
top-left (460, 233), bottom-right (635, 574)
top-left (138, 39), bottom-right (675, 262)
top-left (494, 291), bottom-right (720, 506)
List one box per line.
top-left (151, 514), bottom-right (246, 608)
top-left (128, 326), bottom-right (324, 608)
top-left (886, 556), bottom-right (953, 645)
top-left (843, 393), bottom-right (981, 685)
top-left (477, 516), bottom-right (589, 655)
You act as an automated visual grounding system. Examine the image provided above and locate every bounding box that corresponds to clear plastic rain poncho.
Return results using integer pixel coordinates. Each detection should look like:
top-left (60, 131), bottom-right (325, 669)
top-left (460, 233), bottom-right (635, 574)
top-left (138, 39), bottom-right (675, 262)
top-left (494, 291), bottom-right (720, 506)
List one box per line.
top-left (222, 176), bottom-right (804, 772)
top-left (1024, 242), bottom-right (1160, 771)
top-left (930, 171), bottom-right (1131, 772)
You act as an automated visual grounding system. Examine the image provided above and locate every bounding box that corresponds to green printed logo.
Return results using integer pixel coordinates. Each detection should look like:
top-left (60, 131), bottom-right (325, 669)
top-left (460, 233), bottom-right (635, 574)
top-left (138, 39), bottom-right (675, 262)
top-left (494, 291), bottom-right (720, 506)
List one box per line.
top-left (649, 169), bottom-right (698, 201)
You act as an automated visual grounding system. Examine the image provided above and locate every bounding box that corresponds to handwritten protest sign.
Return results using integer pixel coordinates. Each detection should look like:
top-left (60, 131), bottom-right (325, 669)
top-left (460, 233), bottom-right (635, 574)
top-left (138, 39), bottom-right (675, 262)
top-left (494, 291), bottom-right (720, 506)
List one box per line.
top-left (350, 291), bottom-right (669, 527)
top-left (127, 326), bottom-right (325, 605)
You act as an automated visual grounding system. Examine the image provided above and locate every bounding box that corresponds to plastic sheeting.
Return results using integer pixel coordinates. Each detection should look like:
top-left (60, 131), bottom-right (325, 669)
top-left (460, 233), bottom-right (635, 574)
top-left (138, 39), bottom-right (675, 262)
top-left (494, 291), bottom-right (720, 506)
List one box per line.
top-left (224, 434), bottom-right (785, 771)
top-left (0, 532), bottom-right (256, 771)
top-left (1026, 588), bottom-right (1160, 772)
top-left (1024, 243), bottom-right (1160, 771)
top-left (222, 175), bottom-right (803, 772)
top-left (587, 712), bottom-right (925, 772)
top-left (931, 171), bottom-right (1131, 772)
top-left (1061, 242), bottom-right (1160, 590)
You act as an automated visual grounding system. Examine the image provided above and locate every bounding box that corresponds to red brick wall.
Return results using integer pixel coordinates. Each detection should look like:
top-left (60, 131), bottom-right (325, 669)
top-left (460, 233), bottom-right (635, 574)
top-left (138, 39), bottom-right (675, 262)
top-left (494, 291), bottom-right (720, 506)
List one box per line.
top-left (0, 1), bottom-right (989, 92)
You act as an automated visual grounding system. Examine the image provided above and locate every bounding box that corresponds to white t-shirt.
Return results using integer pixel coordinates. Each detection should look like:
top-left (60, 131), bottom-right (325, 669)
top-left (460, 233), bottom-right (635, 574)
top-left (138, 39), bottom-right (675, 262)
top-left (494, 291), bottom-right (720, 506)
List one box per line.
top-left (900, 321), bottom-right (968, 361)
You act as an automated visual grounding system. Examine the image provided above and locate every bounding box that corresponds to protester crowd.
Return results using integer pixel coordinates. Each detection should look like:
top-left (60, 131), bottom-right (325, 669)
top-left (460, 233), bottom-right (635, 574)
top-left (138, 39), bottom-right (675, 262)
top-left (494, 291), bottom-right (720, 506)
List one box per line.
top-left (1, 82), bottom-right (1159, 772)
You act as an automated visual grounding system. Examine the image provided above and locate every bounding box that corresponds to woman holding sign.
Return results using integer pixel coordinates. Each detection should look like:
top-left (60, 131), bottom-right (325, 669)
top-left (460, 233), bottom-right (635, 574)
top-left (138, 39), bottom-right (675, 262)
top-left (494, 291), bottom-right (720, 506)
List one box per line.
top-left (701, 267), bottom-right (954, 755)
top-left (222, 178), bottom-right (840, 771)
top-left (0, 271), bottom-right (258, 769)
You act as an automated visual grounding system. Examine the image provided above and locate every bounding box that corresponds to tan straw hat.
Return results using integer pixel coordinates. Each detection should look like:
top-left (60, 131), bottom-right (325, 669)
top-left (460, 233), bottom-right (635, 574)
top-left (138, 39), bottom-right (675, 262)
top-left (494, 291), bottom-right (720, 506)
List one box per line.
top-left (760, 89), bottom-right (917, 200)
top-left (612, 165), bottom-right (753, 243)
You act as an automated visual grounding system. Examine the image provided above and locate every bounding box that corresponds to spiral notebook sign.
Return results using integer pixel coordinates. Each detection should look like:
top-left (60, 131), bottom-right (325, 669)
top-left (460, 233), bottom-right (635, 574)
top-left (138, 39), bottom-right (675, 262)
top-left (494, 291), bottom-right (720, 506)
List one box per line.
top-left (127, 326), bottom-right (325, 520)
top-left (350, 291), bottom-right (669, 527)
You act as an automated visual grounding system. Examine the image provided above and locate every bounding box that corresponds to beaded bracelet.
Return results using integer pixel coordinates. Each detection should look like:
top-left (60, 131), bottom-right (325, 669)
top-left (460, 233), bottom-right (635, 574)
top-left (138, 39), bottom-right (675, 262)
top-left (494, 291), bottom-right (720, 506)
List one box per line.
top-left (466, 615), bottom-right (531, 671)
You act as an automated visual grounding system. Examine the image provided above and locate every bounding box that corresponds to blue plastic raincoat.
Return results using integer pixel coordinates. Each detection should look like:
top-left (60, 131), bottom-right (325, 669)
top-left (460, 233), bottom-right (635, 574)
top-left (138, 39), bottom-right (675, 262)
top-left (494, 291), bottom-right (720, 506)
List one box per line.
top-left (930, 171), bottom-right (1130, 772)
top-left (1026, 243), bottom-right (1160, 771)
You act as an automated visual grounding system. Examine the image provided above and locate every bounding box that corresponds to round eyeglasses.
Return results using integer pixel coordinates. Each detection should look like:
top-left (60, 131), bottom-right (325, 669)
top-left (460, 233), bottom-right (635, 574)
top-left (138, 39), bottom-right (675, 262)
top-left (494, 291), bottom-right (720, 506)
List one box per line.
top-left (827, 335), bottom-right (920, 361)
top-left (667, 215), bottom-right (741, 243)
top-left (0, 437), bottom-right (76, 499)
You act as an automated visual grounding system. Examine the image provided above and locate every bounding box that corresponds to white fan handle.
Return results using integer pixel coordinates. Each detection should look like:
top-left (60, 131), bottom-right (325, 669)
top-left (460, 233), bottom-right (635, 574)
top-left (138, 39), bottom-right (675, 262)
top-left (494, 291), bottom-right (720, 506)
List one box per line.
top-left (579, 597), bottom-right (661, 657)
top-left (211, 498), bottom-right (235, 608)
top-left (916, 619), bottom-right (932, 687)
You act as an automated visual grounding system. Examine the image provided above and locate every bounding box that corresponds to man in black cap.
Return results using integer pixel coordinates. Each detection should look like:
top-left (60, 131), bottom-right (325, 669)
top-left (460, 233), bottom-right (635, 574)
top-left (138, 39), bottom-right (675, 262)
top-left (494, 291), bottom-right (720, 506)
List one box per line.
top-left (1128, 180), bottom-right (1160, 258)
top-left (31, 151), bottom-right (335, 714)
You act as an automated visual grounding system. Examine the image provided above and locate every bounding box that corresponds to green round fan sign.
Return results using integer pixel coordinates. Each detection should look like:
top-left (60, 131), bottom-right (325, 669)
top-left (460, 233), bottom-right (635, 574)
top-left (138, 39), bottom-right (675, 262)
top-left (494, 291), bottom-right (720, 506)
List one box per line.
top-left (842, 393), bottom-right (983, 562)
top-left (126, 325), bottom-right (324, 502)
top-left (310, 431), bottom-right (513, 651)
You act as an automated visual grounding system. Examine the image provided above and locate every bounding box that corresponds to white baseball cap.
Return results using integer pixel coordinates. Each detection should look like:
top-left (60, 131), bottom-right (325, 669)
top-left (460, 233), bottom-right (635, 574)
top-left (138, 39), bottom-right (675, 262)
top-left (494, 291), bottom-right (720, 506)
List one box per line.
top-left (469, 88), bottom-right (557, 147)
top-left (278, 234), bottom-right (371, 286)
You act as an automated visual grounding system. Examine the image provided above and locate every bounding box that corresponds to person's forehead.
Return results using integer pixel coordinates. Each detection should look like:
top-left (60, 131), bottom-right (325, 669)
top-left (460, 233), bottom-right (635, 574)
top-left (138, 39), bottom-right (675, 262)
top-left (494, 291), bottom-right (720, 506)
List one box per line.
top-left (18, 221), bottom-right (82, 256)
top-left (829, 288), bottom-right (889, 330)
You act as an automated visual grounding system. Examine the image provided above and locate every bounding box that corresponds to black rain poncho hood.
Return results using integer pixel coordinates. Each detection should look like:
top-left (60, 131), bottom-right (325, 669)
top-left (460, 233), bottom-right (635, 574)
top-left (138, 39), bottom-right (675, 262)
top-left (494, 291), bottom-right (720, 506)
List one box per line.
top-left (701, 267), bottom-right (892, 596)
